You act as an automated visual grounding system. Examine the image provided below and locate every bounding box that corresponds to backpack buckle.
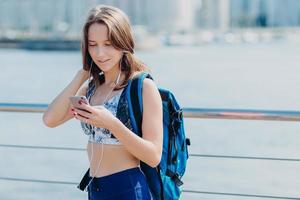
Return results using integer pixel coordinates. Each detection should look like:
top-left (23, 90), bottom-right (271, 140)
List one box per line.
top-left (173, 173), bottom-right (184, 187)
top-left (172, 109), bottom-right (183, 119)
top-left (166, 170), bottom-right (184, 187)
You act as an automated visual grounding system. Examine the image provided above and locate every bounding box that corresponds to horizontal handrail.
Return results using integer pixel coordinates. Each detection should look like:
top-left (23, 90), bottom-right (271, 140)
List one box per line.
top-left (189, 153), bottom-right (300, 162)
top-left (1, 102), bottom-right (300, 121)
top-left (182, 189), bottom-right (300, 200)
top-left (0, 177), bottom-right (299, 199)
top-left (183, 107), bottom-right (300, 121)
top-left (1, 144), bottom-right (300, 162)
top-left (0, 103), bottom-right (47, 113)
top-left (0, 144), bottom-right (85, 151)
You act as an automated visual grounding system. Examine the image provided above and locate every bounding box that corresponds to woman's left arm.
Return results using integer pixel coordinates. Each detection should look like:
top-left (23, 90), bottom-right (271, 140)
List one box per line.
top-left (74, 78), bottom-right (163, 167)
top-left (110, 78), bottom-right (163, 167)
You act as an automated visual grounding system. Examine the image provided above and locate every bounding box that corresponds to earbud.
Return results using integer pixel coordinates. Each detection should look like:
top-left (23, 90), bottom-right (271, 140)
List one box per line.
top-left (88, 60), bottom-right (93, 82)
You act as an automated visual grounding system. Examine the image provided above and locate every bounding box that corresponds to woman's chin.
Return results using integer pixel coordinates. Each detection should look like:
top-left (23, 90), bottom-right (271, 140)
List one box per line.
top-left (98, 63), bottom-right (119, 72)
top-left (98, 66), bottom-right (114, 73)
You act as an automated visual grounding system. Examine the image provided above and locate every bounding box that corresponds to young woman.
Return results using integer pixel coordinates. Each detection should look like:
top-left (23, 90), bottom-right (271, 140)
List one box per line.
top-left (43, 5), bottom-right (163, 200)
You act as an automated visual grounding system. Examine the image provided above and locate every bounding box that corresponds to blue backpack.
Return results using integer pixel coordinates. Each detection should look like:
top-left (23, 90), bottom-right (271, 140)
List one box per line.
top-left (126, 72), bottom-right (190, 200)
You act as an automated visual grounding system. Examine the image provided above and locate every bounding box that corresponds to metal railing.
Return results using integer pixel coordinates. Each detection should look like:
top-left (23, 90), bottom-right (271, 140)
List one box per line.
top-left (1, 102), bottom-right (300, 199)
top-left (1, 102), bottom-right (300, 121)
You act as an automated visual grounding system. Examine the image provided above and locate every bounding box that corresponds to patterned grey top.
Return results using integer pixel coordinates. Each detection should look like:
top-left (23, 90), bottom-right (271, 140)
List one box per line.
top-left (81, 84), bottom-right (124, 145)
top-left (92, 91), bottom-right (124, 144)
top-left (81, 80), bottom-right (134, 145)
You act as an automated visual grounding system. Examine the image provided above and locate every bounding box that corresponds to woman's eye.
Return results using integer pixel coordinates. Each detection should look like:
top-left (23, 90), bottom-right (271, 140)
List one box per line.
top-left (88, 43), bottom-right (96, 46)
top-left (105, 43), bottom-right (112, 46)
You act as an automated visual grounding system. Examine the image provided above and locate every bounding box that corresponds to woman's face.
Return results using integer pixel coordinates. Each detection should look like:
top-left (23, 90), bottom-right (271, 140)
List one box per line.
top-left (87, 23), bottom-right (122, 73)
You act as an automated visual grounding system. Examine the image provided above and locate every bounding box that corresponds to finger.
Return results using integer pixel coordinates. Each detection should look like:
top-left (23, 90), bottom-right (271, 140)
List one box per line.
top-left (74, 108), bottom-right (92, 119)
top-left (70, 107), bottom-right (80, 118)
top-left (74, 112), bottom-right (90, 124)
top-left (78, 101), bottom-right (93, 113)
top-left (70, 107), bottom-right (75, 115)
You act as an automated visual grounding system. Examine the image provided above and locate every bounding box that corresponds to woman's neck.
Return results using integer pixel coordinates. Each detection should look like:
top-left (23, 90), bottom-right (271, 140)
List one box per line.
top-left (103, 65), bottom-right (122, 87)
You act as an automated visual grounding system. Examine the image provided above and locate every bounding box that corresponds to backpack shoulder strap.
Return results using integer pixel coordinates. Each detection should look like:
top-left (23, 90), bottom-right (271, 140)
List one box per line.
top-left (77, 168), bottom-right (90, 191)
top-left (126, 72), bottom-right (163, 200)
top-left (126, 72), bottom-right (153, 137)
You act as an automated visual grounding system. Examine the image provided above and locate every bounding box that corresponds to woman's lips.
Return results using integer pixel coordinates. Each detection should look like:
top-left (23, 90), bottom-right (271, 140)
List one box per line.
top-left (98, 59), bottom-right (110, 64)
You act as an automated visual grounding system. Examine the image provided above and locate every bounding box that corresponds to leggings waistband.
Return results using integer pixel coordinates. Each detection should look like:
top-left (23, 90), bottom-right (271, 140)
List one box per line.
top-left (89, 167), bottom-right (141, 184)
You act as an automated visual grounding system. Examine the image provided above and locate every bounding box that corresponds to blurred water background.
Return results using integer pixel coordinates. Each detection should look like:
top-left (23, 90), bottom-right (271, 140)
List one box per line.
top-left (1, 41), bottom-right (300, 200)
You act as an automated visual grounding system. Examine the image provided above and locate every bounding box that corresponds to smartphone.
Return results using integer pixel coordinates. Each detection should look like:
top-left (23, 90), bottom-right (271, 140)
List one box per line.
top-left (69, 96), bottom-right (89, 109)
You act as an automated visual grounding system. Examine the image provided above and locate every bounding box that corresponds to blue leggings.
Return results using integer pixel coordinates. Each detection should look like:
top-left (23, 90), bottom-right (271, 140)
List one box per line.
top-left (88, 167), bottom-right (153, 200)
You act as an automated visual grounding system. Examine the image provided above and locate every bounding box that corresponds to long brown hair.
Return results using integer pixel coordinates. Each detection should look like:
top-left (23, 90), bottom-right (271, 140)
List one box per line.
top-left (81, 5), bottom-right (148, 88)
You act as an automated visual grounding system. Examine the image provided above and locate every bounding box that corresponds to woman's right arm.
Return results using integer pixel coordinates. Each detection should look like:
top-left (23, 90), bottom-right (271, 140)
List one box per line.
top-left (42, 69), bottom-right (89, 128)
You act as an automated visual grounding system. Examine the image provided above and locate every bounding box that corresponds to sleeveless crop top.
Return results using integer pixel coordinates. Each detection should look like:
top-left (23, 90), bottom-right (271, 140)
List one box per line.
top-left (80, 80), bottom-right (133, 145)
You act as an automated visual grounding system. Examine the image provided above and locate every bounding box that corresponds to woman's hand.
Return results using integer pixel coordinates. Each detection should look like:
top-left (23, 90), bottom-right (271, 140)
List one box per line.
top-left (71, 102), bottom-right (117, 131)
top-left (43, 68), bottom-right (90, 128)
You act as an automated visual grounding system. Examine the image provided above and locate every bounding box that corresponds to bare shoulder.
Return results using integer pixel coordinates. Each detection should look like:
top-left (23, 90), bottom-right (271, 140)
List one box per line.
top-left (142, 77), bottom-right (157, 91)
top-left (142, 78), bottom-right (161, 103)
top-left (129, 71), bottom-right (160, 99)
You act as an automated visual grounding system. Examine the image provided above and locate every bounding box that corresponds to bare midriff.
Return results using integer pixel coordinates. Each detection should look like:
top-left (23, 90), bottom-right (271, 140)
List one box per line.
top-left (87, 142), bottom-right (139, 177)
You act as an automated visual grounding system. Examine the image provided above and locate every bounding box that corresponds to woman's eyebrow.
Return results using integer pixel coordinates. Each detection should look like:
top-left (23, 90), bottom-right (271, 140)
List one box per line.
top-left (88, 39), bottom-right (109, 42)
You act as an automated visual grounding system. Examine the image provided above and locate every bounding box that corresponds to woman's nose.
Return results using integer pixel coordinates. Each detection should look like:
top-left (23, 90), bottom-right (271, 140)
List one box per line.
top-left (96, 46), bottom-right (106, 57)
